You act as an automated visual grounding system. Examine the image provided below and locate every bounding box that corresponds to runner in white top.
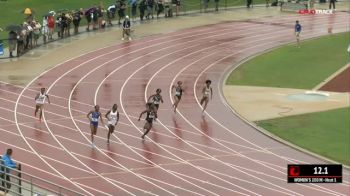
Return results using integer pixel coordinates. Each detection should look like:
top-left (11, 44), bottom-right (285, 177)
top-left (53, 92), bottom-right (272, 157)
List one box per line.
top-left (105, 104), bottom-right (120, 144)
top-left (34, 88), bottom-right (50, 122)
top-left (200, 80), bottom-right (213, 115)
top-left (171, 81), bottom-right (184, 113)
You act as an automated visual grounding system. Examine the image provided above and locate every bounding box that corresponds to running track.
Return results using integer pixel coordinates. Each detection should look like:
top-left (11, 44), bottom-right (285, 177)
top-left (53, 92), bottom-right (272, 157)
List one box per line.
top-left (0, 12), bottom-right (349, 195)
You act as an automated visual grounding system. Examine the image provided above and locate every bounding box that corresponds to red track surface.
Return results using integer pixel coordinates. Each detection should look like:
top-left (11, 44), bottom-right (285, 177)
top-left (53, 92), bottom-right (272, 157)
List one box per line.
top-left (319, 66), bottom-right (350, 92)
top-left (1, 13), bottom-right (349, 195)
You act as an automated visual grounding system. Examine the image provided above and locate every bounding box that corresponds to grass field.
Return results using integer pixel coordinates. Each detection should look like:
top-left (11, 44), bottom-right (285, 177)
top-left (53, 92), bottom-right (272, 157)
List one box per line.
top-left (0, 0), bottom-right (265, 41)
top-left (256, 107), bottom-right (350, 165)
top-left (226, 32), bottom-right (350, 89)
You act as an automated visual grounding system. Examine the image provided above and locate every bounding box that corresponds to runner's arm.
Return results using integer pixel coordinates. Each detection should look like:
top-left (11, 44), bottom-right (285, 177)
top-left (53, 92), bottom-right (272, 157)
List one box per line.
top-left (99, 112), bottom-right (104, 125)
top-left (138, 110), bottom-right (146, 121)
top-left (87, 111), bottom-right (92, 121)
top-left (46, 94), bottom-right (51, 104)
top-left (210, 87), bottom-right (213, 99)
top-left (105, 110), bottom-right (111, 120)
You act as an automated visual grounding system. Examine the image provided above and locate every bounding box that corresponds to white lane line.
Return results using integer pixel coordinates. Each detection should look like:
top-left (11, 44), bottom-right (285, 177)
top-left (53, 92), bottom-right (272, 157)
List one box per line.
top-left (17, 23), bottom-right (241, 196)
top-left (8, 13), bottom-right (350, 194)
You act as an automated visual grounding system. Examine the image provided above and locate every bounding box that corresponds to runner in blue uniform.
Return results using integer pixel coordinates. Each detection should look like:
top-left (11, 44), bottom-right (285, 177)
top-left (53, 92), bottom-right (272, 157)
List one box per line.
top-left (87, 105), bottom-right (104, 147)
top-left (171, 81), bottom-right (184, 113)
top-left (138, 104), bottom-right (157, 139)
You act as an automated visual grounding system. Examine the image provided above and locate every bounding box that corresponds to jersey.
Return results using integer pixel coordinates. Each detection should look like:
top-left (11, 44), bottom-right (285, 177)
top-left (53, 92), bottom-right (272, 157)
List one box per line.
top-left (36, 93), bottom-right (46, 104)
top-left (108, 110), bottom-right (119, 125)
top-left (175, 86), bottom-right (183, 97)
top-left (91, 111), bottom-right (100, 122)
top-left (152, 94), bottom-right (162, 105)
top-left (203, 86), bottom-right (211, 97)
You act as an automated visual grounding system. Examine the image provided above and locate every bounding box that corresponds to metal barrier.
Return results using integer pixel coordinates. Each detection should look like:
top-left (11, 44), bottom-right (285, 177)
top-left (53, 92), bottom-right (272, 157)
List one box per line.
top-left (0, 156), bottom-right (84, 196)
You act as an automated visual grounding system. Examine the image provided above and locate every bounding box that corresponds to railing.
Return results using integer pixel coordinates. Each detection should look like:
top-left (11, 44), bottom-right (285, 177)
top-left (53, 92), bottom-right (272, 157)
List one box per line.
top-left (0, 156), bottom-right (84, 196)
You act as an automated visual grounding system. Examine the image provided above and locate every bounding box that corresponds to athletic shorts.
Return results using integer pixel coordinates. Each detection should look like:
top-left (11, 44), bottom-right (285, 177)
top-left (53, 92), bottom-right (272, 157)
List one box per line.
top-left (175, 95), bottom-right (182, 100)
top-left (295, 32), bottom-right (300, 37)
top-left (91, 121), bottom-right (98, 128)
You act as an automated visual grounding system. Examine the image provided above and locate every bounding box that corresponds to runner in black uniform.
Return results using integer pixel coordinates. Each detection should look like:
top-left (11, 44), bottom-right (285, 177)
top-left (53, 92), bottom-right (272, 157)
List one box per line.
top-left (138, 104), bottom-right (157, 139)
top-left (171, 81), bottom-right (184, 113)
top-left (147, 88), bottom-right (164, 112)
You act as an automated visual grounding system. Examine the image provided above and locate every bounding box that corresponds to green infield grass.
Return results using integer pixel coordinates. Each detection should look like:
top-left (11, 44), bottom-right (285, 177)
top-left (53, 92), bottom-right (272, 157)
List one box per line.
top-left (257, 107), bottom-right (350, 165)
top-left (226, 32), bottom-right (350, 89)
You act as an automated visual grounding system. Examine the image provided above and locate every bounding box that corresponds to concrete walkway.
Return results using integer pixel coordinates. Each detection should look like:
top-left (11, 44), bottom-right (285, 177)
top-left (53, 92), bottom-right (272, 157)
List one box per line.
top-left (0, 6), bottom-right (285, 85)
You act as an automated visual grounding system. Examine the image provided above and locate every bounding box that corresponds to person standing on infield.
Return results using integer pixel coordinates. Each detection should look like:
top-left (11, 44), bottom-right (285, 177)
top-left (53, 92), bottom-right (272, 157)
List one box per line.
top-left (295, 20), bottom-right (302, 48)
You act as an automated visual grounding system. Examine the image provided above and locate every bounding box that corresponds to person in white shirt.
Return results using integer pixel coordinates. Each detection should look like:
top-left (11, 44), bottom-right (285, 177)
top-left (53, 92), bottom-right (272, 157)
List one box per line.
top-left (34, 88), bottom-right (51, 122)
top-left (105, 104), bottom-right (120, 144)
top-left (200, 80), bottom-right (213, 114)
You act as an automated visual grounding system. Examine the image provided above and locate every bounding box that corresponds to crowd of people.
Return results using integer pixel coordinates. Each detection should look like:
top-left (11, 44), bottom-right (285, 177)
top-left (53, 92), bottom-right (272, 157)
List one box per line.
top-left (4, 0), bottom-right (195, 58)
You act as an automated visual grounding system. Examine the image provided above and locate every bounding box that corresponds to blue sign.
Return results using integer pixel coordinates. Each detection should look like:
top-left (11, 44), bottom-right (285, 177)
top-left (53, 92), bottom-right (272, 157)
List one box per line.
top-left (0, 41), bottom-right (3, 56)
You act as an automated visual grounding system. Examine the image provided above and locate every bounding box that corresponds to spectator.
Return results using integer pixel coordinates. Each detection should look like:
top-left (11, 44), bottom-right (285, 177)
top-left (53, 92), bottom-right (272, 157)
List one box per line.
top-left (203, 0), bottom-right (209, 12)
top-left (156, 0), bottom-right (164, 19)
top-left (247, 0), bottom-right (252, 8)
top-left (56, 13), bottom-right (63, 37)
top-left (42, 16), bottom-right (49, 43)
top-left (23, 22), bottom-right (33, 49)
top-left (175, 0), bottom-right (180, 16)
top-left (107, 5), bottom-right (117, 26)
top-left (146, 0), bottom-right (154, 19)
top-left (117, 0), bottom-right (127, 25)
top-left (130, 0), bottom-right (138, 22)
top-left (215, 0), bottom-right (219, 11)
top-left (122, 15), bottom-right (132, 40)
top-left (92, 8), bottom-right (99, 30)
top-left (85, 8), bottom-right (94, 31)
top-left (1, 149), bottom-right (17, 193)
top-left (97, 5), bottom-right (104, 29)
top-left (73, 8), bottom-right (83, 34)
top-left (139, 0), bottom-right (147, 21)
top-left (32, 21), bottom-right (41, 47)
top-left (47, 15), bottom-right (55, 40)
top-left (329, 0), bottom-right (335, 10)
top-left (8, 31), bottom-right (17, 58)
top-left (17, 28), bottom-right (26, 56)
top-left (164, 0), bottom-right (172, 17)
